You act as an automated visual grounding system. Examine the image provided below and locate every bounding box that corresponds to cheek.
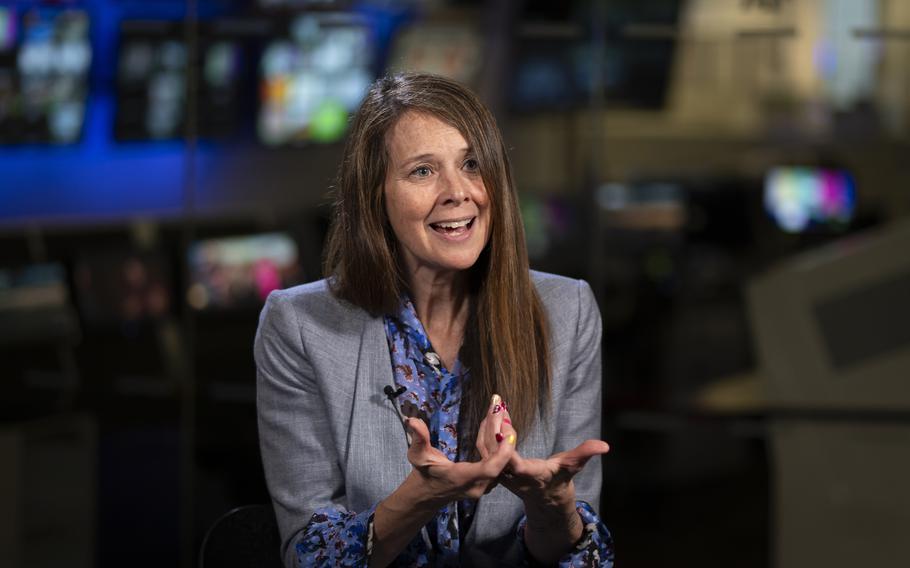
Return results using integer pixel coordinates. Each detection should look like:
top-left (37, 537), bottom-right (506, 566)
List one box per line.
top-left (385, 189), bottom-right (425, 234)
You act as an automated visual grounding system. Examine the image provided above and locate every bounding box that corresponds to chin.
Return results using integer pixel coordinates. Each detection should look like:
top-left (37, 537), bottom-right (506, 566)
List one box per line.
top-left (435, 252), bottom-right (483, 272)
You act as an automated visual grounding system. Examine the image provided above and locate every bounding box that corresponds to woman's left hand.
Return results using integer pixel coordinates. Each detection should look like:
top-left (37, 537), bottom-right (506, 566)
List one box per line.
top-left (494, 406), bottom-right (609, 508)
top-left (493, 405), bottom-right (610, 563)
top-left (502, 441), bottom-right (609, 511)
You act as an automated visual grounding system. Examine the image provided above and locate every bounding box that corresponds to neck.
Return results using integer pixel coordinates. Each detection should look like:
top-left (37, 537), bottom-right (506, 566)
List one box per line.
top-left (406, 267), bottom-right (471, 337)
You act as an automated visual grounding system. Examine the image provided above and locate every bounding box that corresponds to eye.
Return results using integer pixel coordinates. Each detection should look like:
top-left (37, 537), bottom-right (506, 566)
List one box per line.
top-left (411, 165), bottom-right (433, 178)
top-left (463, 157), bottom-right (479, 172)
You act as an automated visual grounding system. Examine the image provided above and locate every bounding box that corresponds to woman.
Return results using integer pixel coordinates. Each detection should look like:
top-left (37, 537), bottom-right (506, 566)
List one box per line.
top-left (255, 73), bottom-right (613, 567)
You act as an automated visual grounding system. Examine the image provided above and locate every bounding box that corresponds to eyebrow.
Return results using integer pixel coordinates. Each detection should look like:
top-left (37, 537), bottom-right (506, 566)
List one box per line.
top-left (399, 147), bottom-right (473, 168)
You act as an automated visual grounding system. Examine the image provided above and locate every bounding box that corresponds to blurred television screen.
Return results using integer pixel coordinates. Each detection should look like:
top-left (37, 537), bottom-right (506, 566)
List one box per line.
top-left (115, 20), bottom-right (186, 141)
top-left (0, 263), bottom-right (78, 344)
top-left (116, 19), bottom-right (252, 141)
top-left (764, 166), bottom-right (856, 233)
top-left (198, 32), bottom-right (245, 138)
top-left (386, 23), bottom-right (483, 88)
top-left (74, 251), bottom-right (173, 326)
top-left (187, 232), bottom-right (303, 311)
top-left (0, 5), bottom-right (92, 144)
top-left (258, 12), bottom-right (372, 145)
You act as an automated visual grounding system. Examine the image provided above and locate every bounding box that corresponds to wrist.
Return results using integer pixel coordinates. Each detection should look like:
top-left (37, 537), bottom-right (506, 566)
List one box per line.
top-left (524, 499), bottom-right (579, 533)
top-left (522, 500), bottom-right (584, 564)
top-left (398, 470), bottom-right (449, 514)
top-left (521, 481), bottom-right (577, 524)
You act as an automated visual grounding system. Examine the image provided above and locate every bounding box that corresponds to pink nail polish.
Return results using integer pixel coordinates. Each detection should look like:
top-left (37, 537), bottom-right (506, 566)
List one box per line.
top-left (503, 418), bottom-right (511, 425)
top-left (492, 404), bottom-right (502, 414)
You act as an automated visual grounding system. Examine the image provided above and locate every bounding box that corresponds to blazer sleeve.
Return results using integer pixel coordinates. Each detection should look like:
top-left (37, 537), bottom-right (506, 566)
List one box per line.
top-left (255, 290), bottom-right (353, 567)
top-left (556, 279), bottom-right (604, 510)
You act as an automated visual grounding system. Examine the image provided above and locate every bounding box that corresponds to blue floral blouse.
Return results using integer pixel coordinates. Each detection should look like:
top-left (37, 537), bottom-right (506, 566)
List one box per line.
top-left (295, 296), bottom-right (615, 567)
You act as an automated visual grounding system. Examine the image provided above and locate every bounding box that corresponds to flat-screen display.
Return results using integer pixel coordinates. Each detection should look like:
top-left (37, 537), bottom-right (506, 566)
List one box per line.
top-left (115, 20), bottom-right (250, 141)
top-left (764, 166), bottom-right (856, 233)
top-left (115, 20), bottom-right (186, 141)
top-left (0, 6), bottom-right (92, 144)
top-left (73, 251), bottom-right (173, 326)
top-left (187, 232), bottom-right (303, 310)
top-left (258, 13), bottom-right (372, 145)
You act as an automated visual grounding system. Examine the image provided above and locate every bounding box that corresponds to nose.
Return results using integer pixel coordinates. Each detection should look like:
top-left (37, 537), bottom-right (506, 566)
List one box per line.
top-left (439, 169), bottom-right (470, 206)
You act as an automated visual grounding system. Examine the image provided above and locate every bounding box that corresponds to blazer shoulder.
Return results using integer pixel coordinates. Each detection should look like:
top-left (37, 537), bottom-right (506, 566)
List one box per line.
top-left (263, 278), bottom-right (370, 331)
top-left (529, 270), bottom-right (599, 338)
top-left (530, 270), bottom-right (593, 306)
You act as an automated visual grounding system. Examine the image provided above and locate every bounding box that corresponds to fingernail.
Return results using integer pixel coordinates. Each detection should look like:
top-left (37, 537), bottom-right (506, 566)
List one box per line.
top-left (495, 433), bottom-right (504, 443)
top-left (501, 401), bottom-right (507, 410)
top-left (492, 404), bottom-right (502, 414)
top-left (503, 418), bottom-right (511, 425)
top-left (506, 433), bottom-right (516, 445)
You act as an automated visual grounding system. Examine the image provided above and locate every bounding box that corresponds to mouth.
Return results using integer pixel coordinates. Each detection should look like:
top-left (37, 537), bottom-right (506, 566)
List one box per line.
top-left (429, 216), bottom-right (476, 236)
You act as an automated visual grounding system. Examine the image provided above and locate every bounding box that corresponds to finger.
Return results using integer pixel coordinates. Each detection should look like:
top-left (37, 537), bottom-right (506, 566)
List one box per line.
top-left (475, 416), bottom-right (491, 460)
top-left (496, 418), bottom-right (522, 471)
top-left (487, 393), bottom-right (506, 440)
top-left (501, 404), bottom-right (513, 431)
top-left (485, 420), bottom-right (518, 475)
top-left (478, 394), bottom-right (505, 458)
top-left (497, 415), bottom-right (517, 447)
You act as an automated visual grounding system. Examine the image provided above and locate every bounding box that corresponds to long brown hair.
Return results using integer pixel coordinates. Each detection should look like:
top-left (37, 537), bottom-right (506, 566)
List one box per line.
top-left (323, 72), bottom-right (550, 445)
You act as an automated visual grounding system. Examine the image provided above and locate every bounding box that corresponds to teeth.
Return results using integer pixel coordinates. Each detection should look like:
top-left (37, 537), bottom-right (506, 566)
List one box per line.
top-left (435, 218), bottom-right (472, 229)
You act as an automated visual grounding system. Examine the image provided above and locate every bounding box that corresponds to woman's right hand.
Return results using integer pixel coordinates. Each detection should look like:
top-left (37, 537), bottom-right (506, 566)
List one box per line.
top-left (371, 396), bottom-right (515, 566)
top-left (405, 407), bottom-right (514, 505)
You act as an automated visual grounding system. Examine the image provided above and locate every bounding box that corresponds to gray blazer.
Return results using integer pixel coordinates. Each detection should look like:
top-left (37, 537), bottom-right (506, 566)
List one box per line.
top-left (255, 270), bottom-right (603, 567)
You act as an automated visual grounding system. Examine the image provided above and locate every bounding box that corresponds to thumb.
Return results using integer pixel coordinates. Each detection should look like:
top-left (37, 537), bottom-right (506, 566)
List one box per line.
top-left (406, 417), bottom-right (431, 452)
top-left (557, 439), bottom-right (610, 472)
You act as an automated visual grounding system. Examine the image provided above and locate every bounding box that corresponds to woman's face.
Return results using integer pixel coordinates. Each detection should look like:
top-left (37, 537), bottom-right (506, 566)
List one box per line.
top-left (383, 111), bottom-right (491, 278)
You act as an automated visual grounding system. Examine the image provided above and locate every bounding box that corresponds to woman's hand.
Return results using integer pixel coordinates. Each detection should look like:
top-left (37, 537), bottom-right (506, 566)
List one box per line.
top-left (495, 404), bottom-right (610, 564)
top-left (371, 395), bottom-right (517, 566)
top-left (405, 403), bottom-right (514, 505)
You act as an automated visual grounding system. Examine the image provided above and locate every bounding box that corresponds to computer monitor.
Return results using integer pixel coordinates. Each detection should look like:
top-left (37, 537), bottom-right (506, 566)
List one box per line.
top-left (747, 219), bottom-right (910, 409)
top-left (187, 232), bottom-right (303, 311)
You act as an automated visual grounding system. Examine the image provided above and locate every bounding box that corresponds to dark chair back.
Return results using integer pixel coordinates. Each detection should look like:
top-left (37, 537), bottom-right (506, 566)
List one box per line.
top-left (199, 504), bottom-right (283, 568)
